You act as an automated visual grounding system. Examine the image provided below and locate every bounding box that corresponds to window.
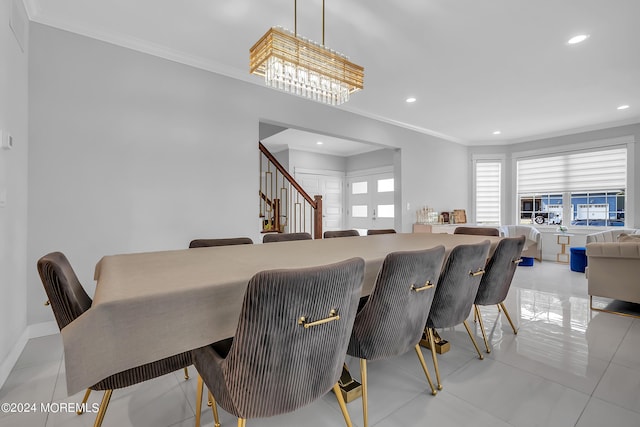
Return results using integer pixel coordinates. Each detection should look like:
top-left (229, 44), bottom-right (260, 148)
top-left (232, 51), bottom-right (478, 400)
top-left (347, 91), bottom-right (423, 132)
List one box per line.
top-left (352, 181), bottom-right (367, 194)
top-left (517, 147), bottom-right (627, 226)
top-left (352, 205), bottom-right (368, 217)
top-left (519, 194), bottom-right (563, 225)
top-left (570, 191), bottom-right (625, 226)
top-left (377, 178), bottom-right (394, 193)
top-left (474, 161), bottom-right (501, 225)
top-left (377, 204), bottom-right (394, 218)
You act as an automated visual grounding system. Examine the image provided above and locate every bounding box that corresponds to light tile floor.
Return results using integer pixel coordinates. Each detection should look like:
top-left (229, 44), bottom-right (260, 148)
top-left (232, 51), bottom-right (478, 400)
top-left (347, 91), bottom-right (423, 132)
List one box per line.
top-left (2, 262), bottom-right (640, 427)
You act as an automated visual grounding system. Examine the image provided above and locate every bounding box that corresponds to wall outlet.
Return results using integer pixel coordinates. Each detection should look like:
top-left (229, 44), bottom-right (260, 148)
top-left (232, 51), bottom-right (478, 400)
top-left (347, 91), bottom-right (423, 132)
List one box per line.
top-left (1, 131), bottom-right (14, 150)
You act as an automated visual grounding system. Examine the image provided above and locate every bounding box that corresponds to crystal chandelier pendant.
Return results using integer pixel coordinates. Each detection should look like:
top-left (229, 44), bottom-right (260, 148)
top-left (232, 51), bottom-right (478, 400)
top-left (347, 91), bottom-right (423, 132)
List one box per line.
top-left (249, 4), bottom-right (363, 106)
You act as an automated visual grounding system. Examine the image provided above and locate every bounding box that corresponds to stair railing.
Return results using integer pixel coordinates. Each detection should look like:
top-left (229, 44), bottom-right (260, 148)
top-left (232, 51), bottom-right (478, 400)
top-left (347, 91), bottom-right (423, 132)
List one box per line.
top-left (259, 142), bottom-right (323, 239)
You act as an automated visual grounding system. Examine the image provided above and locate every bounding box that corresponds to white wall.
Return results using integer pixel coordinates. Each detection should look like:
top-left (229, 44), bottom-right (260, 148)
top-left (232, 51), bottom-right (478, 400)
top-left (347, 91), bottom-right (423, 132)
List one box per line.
top-left (26, 23), bottom-right (470, 326)
top-left (0, 0), bottom-right (29, 384)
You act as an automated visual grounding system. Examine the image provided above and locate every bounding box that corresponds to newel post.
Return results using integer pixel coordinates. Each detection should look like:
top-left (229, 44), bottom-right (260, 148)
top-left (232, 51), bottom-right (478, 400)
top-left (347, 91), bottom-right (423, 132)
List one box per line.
top-left (313, 195), bottom-right (323, 239)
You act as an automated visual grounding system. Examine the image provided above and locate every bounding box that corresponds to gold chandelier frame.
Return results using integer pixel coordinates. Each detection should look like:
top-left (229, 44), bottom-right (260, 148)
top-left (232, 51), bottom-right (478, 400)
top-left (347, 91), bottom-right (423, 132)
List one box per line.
top-left (249, 0), bottom-right (364, 105)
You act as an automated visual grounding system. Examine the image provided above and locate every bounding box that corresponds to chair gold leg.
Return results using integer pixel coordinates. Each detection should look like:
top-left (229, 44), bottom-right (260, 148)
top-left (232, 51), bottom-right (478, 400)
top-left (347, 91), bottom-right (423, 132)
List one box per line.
top-left (333, 382), bottom-right (353, 427)
top-left (427, 328), bottom-right (443, 390)
top-left (195, 375), bottom-right (203, 427)
top-left (414, 345), bottom-right (437, 395)
top-left (474, 305), bottom-right (491, 353)
top-left (209, 390), bottom-right (221, 427)
top-left (360, 359), bottom-right (368, 427)
top-left (499, 302), bottom-right (518, 334)
top-left (184, 367), bottom-right (190, 380)
top-left (463, 320), bottom-right (484, 360)
top-left (237, 418), bottom-right (246, 427)
top-left (77, 388), bottom-right (92, 414)
top-left (93, 390), bottom-right (112, 427)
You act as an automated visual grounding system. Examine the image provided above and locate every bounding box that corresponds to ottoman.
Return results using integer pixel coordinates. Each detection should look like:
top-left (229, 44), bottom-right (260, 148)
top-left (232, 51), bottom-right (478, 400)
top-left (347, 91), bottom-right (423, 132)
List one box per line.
top-left (570, 247), bottom-right (587, 273)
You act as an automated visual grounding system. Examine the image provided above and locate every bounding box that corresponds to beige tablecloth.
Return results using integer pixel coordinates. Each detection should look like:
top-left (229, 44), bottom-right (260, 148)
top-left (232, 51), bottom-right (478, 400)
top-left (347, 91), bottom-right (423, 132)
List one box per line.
top-left (62, 233), bottom-right (498, 395)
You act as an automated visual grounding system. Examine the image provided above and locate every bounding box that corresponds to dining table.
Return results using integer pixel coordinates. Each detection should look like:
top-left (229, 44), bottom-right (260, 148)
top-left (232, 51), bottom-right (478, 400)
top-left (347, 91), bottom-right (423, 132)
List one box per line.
top-left (61, 232), bottom-right (500, 395)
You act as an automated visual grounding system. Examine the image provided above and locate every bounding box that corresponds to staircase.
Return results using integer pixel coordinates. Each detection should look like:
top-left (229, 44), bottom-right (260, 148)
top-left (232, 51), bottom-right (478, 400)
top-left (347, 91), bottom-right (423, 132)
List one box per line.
top-left (259, 142), bottom-right (323, 239)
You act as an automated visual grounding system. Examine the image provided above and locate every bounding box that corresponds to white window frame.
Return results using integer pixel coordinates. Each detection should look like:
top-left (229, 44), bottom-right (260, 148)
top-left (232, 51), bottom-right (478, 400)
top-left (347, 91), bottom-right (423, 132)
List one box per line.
top-left (472, 154), bottom-right (505, 225)
top-left (511, 136), bottom-right (635, 228)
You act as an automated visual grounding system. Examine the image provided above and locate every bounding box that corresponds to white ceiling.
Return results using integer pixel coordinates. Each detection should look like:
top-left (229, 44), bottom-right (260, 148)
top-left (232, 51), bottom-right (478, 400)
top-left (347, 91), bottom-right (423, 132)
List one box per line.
top-left (24, 0), bottom-right (640, 145)
top-left (263, 128), bottom-right (383, 157)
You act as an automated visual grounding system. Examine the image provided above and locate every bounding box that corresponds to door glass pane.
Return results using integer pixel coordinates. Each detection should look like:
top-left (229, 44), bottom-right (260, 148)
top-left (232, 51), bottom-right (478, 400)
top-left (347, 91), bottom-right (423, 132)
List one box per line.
top-left (352, 205), bottom-right (368, 217)
top-left (352, 181), bottom-right (368, 194)
top-left (377, 178), bottom-right (394, 193)
top-left (377, 204), bottom-right (394, 218)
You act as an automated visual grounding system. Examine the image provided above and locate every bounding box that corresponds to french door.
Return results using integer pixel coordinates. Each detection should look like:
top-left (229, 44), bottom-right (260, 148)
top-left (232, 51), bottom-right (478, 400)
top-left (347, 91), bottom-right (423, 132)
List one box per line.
top-left (347, 170), bottom-right (395, 234)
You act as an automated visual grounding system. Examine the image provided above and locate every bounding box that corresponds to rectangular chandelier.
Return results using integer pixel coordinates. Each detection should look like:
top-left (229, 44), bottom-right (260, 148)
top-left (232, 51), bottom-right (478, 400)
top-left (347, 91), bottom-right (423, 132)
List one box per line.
top-left (250, 26), bottom-right (364, 106)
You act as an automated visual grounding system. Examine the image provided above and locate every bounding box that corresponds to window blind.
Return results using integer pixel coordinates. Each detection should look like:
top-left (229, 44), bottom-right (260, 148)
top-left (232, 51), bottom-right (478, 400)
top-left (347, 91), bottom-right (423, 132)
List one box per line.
top-left (475, 161), bottom-right (501, 224)
top-left (517, 147), bottom-right (627, 194)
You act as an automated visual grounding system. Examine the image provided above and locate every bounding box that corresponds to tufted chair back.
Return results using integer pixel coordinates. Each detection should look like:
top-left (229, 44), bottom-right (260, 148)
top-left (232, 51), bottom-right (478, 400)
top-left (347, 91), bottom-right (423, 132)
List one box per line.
top-left (426, 241), bottom-right (491, 329)
top-left (348, 247), bottom-right (445, 360)
top-left (324, 230), bottom-right (360, 238)
top-left (475, 236), bottom-right (525, 306)
top-left (366, 229), bottom-right (396, 235)
top-left (37, 251), bottom-right (92, 330)
top-left (453, 226), bottom-right (500, 237)
top-left (189, 237), bottom-right (253, 248)
top-left (193, 257), bottom-right (365, 420)
top-left (263, 232), bottom-right (312, 243)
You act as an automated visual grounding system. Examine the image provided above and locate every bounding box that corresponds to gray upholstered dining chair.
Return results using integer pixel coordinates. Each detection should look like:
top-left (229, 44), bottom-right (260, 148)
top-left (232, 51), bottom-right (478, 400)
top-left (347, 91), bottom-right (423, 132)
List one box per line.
top-left (324, 230), bottom-right (360, 238)
top-left (192, 257), bottom-right (365, 427)
top-left (424, 240), bottom-right (491, 390)
top-left (262, 232), bottom-right (312, 243)
top-left (366, 229), bottom-right (396, 235)
top-left (473, 236), bottom-right (525, 353)
top-left (453, 226), bottom-right (500, 237)
top-left (187, 236), bottom-right (254, 385)
top-left (346, 247), bottom-right (445, 427)
top-left (189, 237), bottom-right (253, 248)
top-left (38, 252), bottom-right (192, 427)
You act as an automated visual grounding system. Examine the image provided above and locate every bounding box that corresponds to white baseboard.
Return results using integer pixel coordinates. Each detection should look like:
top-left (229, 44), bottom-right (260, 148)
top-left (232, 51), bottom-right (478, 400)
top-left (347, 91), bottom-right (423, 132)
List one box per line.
top-left (27, 320), bottom-right (59, 339)
top-left (0, 321), bottom-right (58, 390)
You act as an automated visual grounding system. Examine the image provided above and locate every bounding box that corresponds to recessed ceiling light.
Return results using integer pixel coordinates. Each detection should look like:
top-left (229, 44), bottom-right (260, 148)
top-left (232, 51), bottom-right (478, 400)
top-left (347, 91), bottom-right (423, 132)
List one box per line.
top-left (406, 97), bottom-right (417, 103)
top-left (316, 141), bottom-right (324, 145)
top-left (617, 105), bottom-right (630, 110)
top-left (567, 34), bottom-right (590, 44)
top-left (493, 130), bottom-right (502, 135)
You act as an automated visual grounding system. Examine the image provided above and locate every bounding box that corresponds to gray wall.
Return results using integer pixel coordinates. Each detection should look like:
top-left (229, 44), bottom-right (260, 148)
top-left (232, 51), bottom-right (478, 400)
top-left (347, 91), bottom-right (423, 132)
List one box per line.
top-left (0, 0), bottom-right (29, 380)
top-left (289, 149), bottom-right (347, 173)
top-left (26, 23), bottom-right (470, 326)
top-left (346, 148), bottom-right (396, 172)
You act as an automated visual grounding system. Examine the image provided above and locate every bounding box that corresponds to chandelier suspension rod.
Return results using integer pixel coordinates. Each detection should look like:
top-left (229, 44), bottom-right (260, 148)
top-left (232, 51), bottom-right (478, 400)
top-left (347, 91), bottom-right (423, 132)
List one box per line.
top-left (293, 0), bottom-right (326, 45)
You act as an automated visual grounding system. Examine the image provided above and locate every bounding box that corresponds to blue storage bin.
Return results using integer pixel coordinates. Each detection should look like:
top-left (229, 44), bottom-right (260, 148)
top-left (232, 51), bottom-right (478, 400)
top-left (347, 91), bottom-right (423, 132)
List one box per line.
top-left (570, 247), bottom-right (587, 272)
top-left (519, 257), bottom-right (534, 266)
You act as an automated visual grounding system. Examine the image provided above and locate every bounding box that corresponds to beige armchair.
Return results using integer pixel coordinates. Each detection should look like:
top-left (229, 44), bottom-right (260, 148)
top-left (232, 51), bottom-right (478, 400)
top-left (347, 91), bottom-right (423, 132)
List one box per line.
top-left (500, 225), bottom-right (542, 261)
top-left (586, 241), bottom-right (640, 314)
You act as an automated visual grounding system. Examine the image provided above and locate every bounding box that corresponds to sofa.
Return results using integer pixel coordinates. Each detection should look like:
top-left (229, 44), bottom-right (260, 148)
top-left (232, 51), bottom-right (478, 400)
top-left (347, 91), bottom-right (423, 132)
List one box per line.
top-left (500, 225), bottom-right (542, 261)
top-left (586, 228), bottom-right (640, 243)
top-left (586, 229), bottom-right (640, 310)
